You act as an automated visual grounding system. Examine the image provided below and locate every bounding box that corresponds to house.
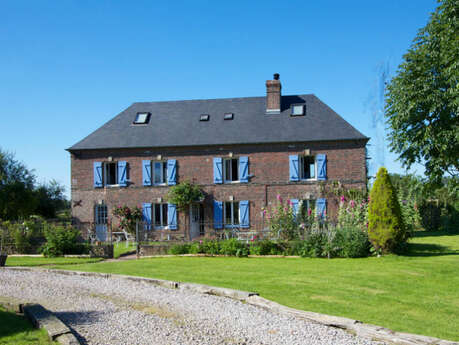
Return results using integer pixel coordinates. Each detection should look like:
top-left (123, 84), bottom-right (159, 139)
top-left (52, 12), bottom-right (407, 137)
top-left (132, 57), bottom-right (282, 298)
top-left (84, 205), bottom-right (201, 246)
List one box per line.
top-left (68, 74), bottom-right (368, 241)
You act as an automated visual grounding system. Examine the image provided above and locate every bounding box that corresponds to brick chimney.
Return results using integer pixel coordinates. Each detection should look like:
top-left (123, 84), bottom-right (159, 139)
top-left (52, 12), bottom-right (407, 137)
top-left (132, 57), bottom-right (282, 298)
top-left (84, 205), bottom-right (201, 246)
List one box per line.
top-left (266, 73), bottom-right (281, 114)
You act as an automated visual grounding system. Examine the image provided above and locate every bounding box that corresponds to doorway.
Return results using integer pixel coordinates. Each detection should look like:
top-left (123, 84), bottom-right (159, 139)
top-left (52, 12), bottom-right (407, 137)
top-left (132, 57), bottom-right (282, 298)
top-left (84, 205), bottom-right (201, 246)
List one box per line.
top-left (95, 203), bottom-right (108, 241)
top-left (189, 203), bottom-right (203, 240)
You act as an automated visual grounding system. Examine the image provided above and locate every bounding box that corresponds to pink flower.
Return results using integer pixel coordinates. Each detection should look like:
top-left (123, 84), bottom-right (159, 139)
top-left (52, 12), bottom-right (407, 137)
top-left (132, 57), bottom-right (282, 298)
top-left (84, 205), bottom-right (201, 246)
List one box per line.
top-left (308, 208), bottom-right (312, 216)
top-left (287, 199), bottom-right (293, 206)
top-left (340, 196), bottom-right (346, 203)
top-left (276, 194), bottom-right (283, 203)
top-left (263, 209), bottom-right (267, 215)
top-left (350, 200), bottom-right (356, 208)
top-left (199, 240), bottom-right (203, 244)
top-left (284, 207), bottom-right (288, 212)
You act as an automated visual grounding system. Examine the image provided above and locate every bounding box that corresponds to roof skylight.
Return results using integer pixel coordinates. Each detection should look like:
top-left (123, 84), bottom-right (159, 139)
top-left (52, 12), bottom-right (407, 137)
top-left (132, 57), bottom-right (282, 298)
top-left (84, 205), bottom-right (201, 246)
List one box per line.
top-left (200, 114), bottom-right (210, 121)
top-left (291, 104), bottom-right (305, 116)
top-left (134, 112), bottom-right (150, 124)
top-left (224, 113), bottom-right (234, 120)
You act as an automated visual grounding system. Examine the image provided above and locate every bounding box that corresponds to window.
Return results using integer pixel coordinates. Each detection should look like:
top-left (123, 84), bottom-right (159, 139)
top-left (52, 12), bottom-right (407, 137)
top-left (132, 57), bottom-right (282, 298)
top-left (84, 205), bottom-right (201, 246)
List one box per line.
top-left (291, 104), bottom-right (305, 116)
top-left (224, 113), bottom-right (233, 120)
top-left (224, 158), bottom-right (239, 182)
top-left (95, 204), bottom-right (108, 225)
top-left (299, 199), bottom-right (316, 216)
top-left (224, 201), bottom-right (239, 227)
top-left (300, 156), bottom-right (316, 180)
top-left (104, 162), bottom-right (118, 185)
top-left (134, 112), bottom-right (150, 124)
top-left (153, 161), bottom-right (167, 185)
top-left (153, 203), bottom-right (168, 228)
top-left (94, 161), bottom-right (128, 187)
top-left (200, 114), bottom-right (209, 121)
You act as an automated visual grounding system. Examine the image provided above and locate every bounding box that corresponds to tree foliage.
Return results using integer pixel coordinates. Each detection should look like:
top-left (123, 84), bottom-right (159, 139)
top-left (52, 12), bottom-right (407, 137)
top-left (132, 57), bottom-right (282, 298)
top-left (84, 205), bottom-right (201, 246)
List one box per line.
top-left (166, 181), bottom-right (203, 211)
top-left (0, 148), bottom-right (68, 220)
top-left (368, 167), bottom-right (406, 253)
top-left (385, 0), bottom-right (459, 183)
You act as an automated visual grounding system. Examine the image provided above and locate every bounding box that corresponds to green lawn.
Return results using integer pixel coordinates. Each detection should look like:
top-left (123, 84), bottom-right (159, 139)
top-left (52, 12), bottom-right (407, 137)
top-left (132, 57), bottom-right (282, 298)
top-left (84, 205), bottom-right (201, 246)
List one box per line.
top-left (5, 256), bottom-right (102, 267)
top-left (0, 306), bottom-right (58, 345)
top-left (113, 241), bottom-right (136, 258)
top-left (6, 231), bottom-right (459, 341)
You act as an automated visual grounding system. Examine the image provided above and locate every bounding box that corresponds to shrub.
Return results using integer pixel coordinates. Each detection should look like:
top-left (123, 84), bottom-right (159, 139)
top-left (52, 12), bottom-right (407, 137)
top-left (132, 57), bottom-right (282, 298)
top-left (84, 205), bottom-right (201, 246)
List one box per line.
top-left (249, 240), bottom-right (282, 255)
top-left (201, 239), bottom-right (220, 255)
top-left (168, 243), bottom-right (190, 255)
top-left (41, 224), bottom-right (88, 257)
top-left (112, 205), bottom-right (142, 234)
top-left (219, 239), bottom-right (248, 257)
top-left (368, 167), bottom-right (406, 253)
top-left (334, 227), bottom-right (370, 258)
top-left (264, 195), bottom-right (299, 241)
top-left (300, 231), bottom-right (330, 258)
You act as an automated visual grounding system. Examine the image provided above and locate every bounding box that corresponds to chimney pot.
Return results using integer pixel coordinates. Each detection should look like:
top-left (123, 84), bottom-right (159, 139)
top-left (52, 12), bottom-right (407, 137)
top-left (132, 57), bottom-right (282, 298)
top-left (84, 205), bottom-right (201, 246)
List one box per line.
top-left (273, 73), bottom-right (280, 80)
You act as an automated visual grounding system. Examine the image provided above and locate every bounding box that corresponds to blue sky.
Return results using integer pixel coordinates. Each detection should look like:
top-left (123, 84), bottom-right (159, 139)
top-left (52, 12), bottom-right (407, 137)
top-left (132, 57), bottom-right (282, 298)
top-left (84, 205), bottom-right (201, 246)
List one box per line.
top-left (0, 0), bottom-right (436, 198)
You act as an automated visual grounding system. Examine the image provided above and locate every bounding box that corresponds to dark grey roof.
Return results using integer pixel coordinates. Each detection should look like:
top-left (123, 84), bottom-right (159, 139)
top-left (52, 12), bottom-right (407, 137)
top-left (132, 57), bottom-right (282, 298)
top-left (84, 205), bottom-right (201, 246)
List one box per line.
top-left (68, 94), bottom-right (368, 151)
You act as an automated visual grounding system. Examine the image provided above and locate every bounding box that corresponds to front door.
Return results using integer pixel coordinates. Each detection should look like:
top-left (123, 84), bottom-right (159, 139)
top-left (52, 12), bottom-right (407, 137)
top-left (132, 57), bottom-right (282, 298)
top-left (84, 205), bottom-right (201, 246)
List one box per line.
top-left (95, 204), bottom-right (108, 241)
top-left (189, 204), bottom-right (201, 240)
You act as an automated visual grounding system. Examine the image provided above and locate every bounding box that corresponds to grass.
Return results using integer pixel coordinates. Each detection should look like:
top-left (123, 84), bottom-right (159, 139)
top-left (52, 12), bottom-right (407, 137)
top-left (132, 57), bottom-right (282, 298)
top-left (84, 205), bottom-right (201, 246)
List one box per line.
top-left (113, 241), bottom-right (136, 258)
top-left (0, 306), bottom-right (58, 345)
top-left (5, 256), bottom-right (103, 267)
top-left (6, 231), bottom-right (458, 341)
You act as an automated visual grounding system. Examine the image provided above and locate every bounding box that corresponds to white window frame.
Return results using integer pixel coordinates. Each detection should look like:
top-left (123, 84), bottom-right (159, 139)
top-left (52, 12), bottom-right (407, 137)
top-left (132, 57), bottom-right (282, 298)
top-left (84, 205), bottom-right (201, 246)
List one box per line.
top-left (223, 158), bottom-right (239, 183)
top-left (299, 156), bottom-right (317, 181)
top-left (153, 203), bottom-right (168, 229)
top-left (104, 162), bottom-right (119, 186)
top-left (224, 201), bottom-right (239, 228)
top-left (153, 161), bottom-right (167, 186)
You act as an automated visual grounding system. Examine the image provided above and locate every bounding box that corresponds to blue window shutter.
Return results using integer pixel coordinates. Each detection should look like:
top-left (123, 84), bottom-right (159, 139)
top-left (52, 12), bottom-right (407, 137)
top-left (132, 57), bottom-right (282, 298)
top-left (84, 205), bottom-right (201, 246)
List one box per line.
top-left (316, 198), bottom-right (327, 219)
top-left (93, 162), bottom-right (103, 188)
top-left (167, 159), bottom-right (177, 185)
top-left (142, 203), bottom-right (152, 231)
top-left (239, 156), bottom-right (249, 183)
top-left (168, 203), bottom-right (177, 230)
top-left (213, 157), bottom-right (223, 184)
top-left (290, 199), bottom-right (299, 220)
top-left (142, 160), bottom-right (152, 186)
top-left (213, 200), bottom-right (223, 229)
top-left (289, 155), bottom-right (299, 181)
top-left (118, 161), bottom-right (127, 186)
top-left (317, 154), bottom-right (327, 180)
top-left (239, 200), bottom-right (250, 228)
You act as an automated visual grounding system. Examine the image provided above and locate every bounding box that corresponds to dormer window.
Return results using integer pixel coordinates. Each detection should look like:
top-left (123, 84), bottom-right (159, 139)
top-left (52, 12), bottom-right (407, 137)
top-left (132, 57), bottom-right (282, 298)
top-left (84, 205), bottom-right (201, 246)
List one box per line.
top-left (224, 113), bottom-right (234, 120)
top-left (200, 114), bottom-right (210, 121)
top-left (134, 112), bottom-right (150, 124)
top-left (291, 104), bottom-right (305, 116)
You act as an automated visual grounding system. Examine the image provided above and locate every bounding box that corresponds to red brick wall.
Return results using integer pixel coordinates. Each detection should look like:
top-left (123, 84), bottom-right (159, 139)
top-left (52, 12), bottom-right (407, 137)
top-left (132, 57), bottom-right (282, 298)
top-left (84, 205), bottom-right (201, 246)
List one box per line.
top-left (70, 140), bottom-right (367, 236)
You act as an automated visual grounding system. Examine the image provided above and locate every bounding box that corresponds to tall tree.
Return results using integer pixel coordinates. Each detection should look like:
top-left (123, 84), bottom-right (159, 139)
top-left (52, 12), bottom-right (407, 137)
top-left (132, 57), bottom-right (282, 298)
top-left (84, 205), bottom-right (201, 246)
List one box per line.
top-left (385, 0), bottom-right (459, 183)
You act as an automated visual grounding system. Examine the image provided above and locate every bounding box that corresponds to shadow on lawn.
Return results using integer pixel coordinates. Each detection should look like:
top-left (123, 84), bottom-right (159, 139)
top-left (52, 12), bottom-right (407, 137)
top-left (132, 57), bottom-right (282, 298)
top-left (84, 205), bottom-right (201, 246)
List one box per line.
top-left (412, 230), bottom-right (459, 238)
top-left (0, 308), bottom-right (36, 339)
top-left (401, 242), bottom-right (459, 257)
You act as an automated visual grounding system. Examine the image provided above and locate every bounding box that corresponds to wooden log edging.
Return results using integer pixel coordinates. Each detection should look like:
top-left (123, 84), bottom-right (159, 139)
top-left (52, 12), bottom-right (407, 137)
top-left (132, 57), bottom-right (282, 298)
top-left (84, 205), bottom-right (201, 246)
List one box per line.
top-left (0, 298), bottom-right (80, 345)
top-left (4, 267), bottom-right (458, 345)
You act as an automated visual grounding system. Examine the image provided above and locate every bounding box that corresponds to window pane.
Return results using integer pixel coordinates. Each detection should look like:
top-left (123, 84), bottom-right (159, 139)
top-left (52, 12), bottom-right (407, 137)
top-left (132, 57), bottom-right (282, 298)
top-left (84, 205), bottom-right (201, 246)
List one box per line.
top-left (154, 204), bottom-right (161, 226)
top-left (292, 105), bottom-right (304, 115)
top-left (107, 163), bottom-right (117, 185)
top-left (309, 161), bottom-right (315, 178)
top-left (233, 202), bottom-right (239, 224)
top-left (225, 159), bottom-right (231, 181)
top-left (154, 162), bottom-right (162, 184)
top-left (162, 162), bottom-right (167, 183)
top-left (162, 204), bottom-right (168, 226)
top-left (231, 159), bottom-right (239, 181)
top-left (135, 113), bottom-right (148, 123)
top-left (225, 202), bottom-right (232, 224)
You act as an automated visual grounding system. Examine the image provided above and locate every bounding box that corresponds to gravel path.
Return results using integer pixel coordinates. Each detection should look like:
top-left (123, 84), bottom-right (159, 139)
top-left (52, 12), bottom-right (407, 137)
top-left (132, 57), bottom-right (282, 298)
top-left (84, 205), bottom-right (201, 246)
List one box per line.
top-left (0, 269), bottom-right (385, 345)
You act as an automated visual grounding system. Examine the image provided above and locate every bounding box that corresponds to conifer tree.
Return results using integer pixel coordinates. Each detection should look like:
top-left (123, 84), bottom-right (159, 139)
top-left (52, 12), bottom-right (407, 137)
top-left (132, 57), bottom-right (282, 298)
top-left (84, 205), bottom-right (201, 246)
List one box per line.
top-left (368, 167), bottom-right (406, 253)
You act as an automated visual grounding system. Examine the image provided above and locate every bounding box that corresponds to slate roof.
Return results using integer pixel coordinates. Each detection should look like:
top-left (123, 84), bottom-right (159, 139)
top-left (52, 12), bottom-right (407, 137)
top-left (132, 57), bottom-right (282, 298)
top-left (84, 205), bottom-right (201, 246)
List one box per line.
top-left (68, 94), bottom-right (368, 151)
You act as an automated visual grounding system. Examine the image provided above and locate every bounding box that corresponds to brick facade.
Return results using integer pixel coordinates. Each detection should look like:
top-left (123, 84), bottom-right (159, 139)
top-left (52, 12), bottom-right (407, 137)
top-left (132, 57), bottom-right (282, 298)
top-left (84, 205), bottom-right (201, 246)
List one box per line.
top-left (70, 140), bottom-right (367, 239)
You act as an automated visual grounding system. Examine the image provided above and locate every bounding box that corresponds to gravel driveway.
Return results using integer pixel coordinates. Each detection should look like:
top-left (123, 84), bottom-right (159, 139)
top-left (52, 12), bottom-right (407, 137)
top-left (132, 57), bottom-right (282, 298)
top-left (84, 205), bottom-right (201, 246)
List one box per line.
top-left (0, 269), bottom-right (385, 345)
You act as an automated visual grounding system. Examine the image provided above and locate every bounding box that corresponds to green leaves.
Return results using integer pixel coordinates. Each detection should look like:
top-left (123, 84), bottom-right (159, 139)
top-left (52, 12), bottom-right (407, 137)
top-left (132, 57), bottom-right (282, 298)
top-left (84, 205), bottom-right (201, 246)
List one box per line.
top-left (166, 181), bottom-right (204, 211)
top-left (385, 0), bottom-right (459, 183)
